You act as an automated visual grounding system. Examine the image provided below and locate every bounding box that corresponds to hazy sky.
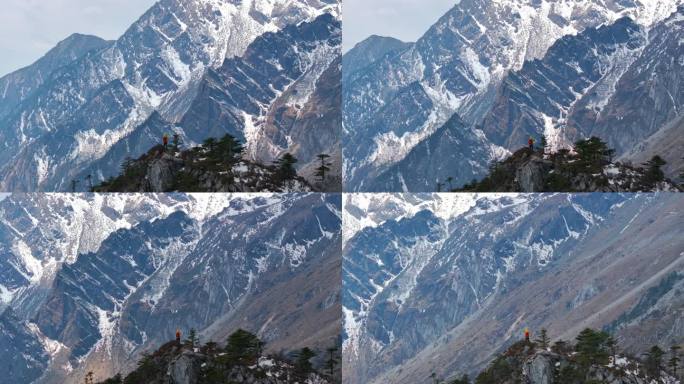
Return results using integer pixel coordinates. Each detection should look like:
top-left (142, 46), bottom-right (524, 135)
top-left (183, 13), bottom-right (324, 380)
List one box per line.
top-left (0, 0), bottom-right (157, 76)
top-left (343, 0), bottom-right (458, 52)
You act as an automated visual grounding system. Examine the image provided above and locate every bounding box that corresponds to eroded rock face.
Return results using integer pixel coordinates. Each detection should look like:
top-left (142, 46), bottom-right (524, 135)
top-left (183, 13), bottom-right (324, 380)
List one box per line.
top-left (146, 154), bottom-right (184, 192)
top-left (523, 353), bottom-right (555, 384)
top-left (167, 351), bottom-right (204, 384)
top-left (515, 156), bottom-right (551, 192)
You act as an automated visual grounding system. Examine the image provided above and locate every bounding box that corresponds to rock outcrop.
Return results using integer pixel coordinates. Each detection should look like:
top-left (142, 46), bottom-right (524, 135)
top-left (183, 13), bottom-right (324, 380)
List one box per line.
top-left (459, 147), bottom-right (682, 192)
top-left (93, 145), bottom-right (314, 192)
top-left (523, 352), bottom-right (555, 384)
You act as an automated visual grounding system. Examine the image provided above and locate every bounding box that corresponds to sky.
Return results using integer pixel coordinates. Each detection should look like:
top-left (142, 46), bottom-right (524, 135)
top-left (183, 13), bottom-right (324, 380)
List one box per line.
top-left (343, 0), bottom-right (458, 52)
top-left (0, 0), bottom-right (157, 77)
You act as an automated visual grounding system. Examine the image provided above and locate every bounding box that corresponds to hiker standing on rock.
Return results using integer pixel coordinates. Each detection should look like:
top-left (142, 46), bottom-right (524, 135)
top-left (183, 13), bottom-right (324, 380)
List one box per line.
top-left (163, 134), bottom-right (169, 151)
top-left (176, 329), bottom-right (182, 344)
top-left (528, 137), bottom-right (535, 151)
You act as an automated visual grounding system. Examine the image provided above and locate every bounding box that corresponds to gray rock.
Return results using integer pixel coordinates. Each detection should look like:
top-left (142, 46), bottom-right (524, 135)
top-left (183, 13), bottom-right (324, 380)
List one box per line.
top-left (167, 351), bottom-right (203, 384)
top-left (523, 353), bottom-right (555, 384)
top-left (145, 154), bottom-right (184, 192)
top-left (515, 156), bottom-right (551, 192)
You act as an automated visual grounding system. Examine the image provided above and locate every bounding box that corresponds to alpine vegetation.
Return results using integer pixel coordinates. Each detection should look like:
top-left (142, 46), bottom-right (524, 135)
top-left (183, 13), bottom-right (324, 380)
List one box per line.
top-left (342, 193), bottom-right (684, 383)
top-left (0, 193), bottom-right (342, 383)
top-left (0, 0), bottom-right (341, 192)
top-left (343, 0), bottom-right (684, 192)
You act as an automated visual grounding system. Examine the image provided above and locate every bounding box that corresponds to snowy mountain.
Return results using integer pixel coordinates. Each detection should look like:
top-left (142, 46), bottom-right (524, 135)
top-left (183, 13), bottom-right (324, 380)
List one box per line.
top-left (343, 0), bottom-right (684, 192)
top-left (0, 193), bottom-right (341, 384)
top-left (0, 0), bottom-right (341, 192)
top-left (342, 193), bottom-right (684, 383)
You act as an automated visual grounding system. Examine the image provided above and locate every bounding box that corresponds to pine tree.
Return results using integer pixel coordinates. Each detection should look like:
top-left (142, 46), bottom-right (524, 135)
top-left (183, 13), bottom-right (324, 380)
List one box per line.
top-left (644, 345), bottom-right (665, 378)
top-left (274, 153), bottom-right (298, 181)
top-left (225, 329), bottom-right (262, 363)
top-left (642, 156), bottom-right (667, 186)
top-left (669, 345), bottom-right (681, 378)
top-left (573, 137), bottom-right (614, 173)
top-left (295, 347), bottom-right (316, 376)
top-left (203, 137), bottom-right (218, 153)
top-left (325, 345), bottom-right (338, 378)
top-left (605, 334), bottom-right (618, 363)
top-left (184, 328), bottom-right (200, 349)
top-left (315, 153), bottom-right (332, 182)
top-left (540, 135), bottom-right (548, 154)
top-left (217, 134), bottom-right (244, 165)
top-left (120, 156), bottom-right (134, 175)
top-left (535, 328), bottom-right (550, 350)
top-left (575, 328), bottom-right (610, 368)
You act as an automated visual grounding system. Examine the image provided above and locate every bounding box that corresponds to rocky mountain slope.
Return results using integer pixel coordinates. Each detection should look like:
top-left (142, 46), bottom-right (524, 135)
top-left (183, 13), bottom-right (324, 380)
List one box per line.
top-left (342, 193), bottom-right (684, 383)
top-left (0, 33), bottom-right (112, 120)
top-left (343, 0), bottom-right (684, 192)
top-left (0, 0), bottom-right (340, 191)
top-left (0, 193), bottom-right (341, 384)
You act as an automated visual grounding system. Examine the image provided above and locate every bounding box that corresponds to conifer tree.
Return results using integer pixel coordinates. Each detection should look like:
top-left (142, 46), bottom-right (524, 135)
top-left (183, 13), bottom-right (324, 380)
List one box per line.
top-left (225, 329), bottom-right (262, 363)
top-left (217, 134), bottom-right (244, 165)
top-left (573, 137), bottom-right (614, 173)
top-left (605, 334), bottom-right (618, 363)
top-left (642, 156), bottom-right (667, 186)
top-left (535, 328), bottom-right (550, 350)
top-left (575, 328), bottom-right (610, 367)
top-left (185, 328), bottom-right (200, 349)
top-left (315, 153), bottom-right (332, 182)
top-left (644, 345), bottom-right (665, 378)
top-left (540, 135), bottom-right (548, 154)
top-left (325, 345), bottom-right (338, 377)
top-left (669, 345), bottom-right (681, 378)
top-left (274, 153), bottom-right (298, 181)
top-left (295, 347), bottom-right (316, 376)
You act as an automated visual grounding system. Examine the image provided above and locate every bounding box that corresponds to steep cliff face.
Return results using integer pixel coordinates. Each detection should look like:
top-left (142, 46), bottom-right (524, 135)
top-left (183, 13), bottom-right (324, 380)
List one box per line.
top-left (343, 0), bottom-right (684, 192)
top-left (343, 194), bottom-right (684, 383)
top-left (0, 0), bottom-right (341, 191)
top-left (0, 193), bottom-right (342, 384)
